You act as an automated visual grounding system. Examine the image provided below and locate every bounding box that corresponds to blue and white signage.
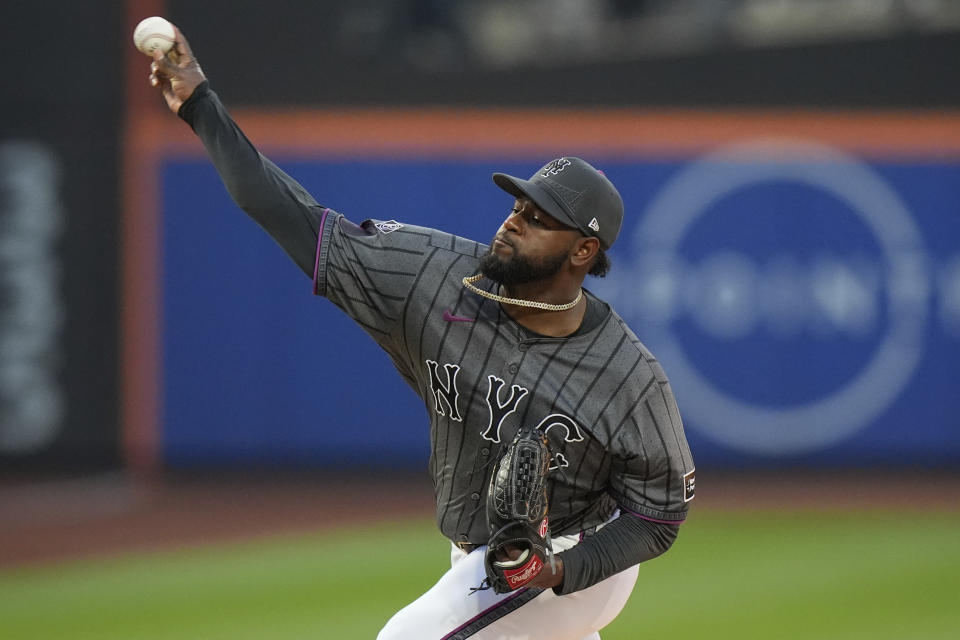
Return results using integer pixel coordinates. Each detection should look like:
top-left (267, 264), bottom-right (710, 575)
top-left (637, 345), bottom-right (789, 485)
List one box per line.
top-left (161, 142), bottom-right (960, 469)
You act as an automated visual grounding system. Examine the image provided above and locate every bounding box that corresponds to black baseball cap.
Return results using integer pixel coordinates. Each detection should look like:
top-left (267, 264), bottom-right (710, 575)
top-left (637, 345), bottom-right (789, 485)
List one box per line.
top-left (492, 157), bottom-right (624, 250)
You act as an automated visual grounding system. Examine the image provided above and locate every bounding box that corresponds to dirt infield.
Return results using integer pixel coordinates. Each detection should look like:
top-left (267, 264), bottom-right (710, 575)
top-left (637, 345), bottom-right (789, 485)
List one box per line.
top-left (0, 472), bottom-right (436, 569)
top-left (1, 469), bottom-right (957, 569)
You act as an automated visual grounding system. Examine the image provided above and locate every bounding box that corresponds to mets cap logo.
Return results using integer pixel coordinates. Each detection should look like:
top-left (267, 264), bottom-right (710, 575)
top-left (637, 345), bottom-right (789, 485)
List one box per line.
top-left (540, 158), bottom-right (571, 177)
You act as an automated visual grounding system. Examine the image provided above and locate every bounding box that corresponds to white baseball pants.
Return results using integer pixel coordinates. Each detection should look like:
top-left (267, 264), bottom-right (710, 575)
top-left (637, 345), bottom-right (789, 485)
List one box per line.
top-left (377, 533), bottom-right (639, 640)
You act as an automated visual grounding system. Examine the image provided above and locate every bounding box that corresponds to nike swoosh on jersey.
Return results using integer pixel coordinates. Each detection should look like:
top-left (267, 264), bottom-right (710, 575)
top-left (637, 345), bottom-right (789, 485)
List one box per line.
top-left (443, 309), bottom-right (475, 323)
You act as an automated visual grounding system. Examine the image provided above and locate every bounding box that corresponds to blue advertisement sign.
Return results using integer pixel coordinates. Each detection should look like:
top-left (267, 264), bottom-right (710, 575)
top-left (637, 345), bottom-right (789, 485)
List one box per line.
top-left (161, 141), bottom-right (960, 469)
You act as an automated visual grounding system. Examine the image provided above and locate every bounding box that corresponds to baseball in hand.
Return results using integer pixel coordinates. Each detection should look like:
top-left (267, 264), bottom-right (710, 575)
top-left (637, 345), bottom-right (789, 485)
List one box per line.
top-left (133, 17), bottom-right (175, 56)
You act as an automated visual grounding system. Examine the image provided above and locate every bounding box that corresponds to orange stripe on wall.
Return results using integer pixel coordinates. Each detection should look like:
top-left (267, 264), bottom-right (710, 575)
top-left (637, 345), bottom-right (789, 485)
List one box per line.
top-left (154, 107), bottom-right (960, 159)
top-left (121, 0), bottom-right (167, 475)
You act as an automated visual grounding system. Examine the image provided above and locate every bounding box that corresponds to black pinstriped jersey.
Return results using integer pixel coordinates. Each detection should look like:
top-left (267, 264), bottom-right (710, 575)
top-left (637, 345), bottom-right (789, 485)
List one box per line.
top-left (314, 214), bottom-right (695, 545)
top-left (179, 82), bottom-right (694, 590)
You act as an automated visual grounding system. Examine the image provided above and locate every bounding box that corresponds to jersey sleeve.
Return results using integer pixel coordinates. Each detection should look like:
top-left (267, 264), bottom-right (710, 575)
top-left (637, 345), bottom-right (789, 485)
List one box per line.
top-left (607, 359), bottom-right (695, 523)
top-left (179, 82), bottom-right (323, 277)
top-left (313, 213), bottom-right (435, 342)
top-left (180, 83), bottom-right (446, 344)
top-left (555, 511), bottom-right (678, 595)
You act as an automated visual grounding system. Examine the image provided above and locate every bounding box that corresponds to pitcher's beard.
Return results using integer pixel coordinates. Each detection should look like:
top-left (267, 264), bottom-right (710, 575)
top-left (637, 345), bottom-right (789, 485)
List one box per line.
top-left (479, 245), bottom-right (567, 286)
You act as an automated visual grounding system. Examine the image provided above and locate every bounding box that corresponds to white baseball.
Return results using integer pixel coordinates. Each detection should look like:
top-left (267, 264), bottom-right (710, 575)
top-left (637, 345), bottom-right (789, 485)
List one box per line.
top-left (133, 16), bottom-right (176, 56)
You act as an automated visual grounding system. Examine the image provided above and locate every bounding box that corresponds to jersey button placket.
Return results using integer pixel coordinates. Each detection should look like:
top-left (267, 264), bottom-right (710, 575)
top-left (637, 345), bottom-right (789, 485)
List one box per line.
top-left (508, 363), bottom-right (518, 375)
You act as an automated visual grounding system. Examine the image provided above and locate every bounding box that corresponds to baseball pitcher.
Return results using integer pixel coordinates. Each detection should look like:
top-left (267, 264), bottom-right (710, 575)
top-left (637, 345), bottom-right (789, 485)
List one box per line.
top-left (147, 24), bottom-right (695, 640)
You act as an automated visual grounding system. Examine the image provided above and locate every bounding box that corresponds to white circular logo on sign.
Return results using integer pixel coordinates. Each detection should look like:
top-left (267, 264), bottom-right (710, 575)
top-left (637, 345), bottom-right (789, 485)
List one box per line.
top-left (629, 139), bottom-right (929, 455)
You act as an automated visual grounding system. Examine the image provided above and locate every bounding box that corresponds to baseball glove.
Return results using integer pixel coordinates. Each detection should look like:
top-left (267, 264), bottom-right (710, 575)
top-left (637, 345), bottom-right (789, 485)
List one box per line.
top-left (483, 427), bottom-right (555, 593)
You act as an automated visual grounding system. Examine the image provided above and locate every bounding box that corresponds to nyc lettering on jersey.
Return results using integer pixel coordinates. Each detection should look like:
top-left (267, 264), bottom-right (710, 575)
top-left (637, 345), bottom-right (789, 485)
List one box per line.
top-left (425, 359), bottom-right (583, 466)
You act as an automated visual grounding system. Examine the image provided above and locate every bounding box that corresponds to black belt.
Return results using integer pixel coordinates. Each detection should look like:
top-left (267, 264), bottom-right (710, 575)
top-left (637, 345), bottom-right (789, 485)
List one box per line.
top-left (455, 541), bottom-right (480, 553)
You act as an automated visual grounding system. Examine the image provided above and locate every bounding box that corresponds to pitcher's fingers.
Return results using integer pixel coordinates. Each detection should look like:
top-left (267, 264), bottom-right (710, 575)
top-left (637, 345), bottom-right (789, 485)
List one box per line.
top-left (171, 25), bottom-right (195, 61)
top-left (151, 49), bottom-right (180, 77)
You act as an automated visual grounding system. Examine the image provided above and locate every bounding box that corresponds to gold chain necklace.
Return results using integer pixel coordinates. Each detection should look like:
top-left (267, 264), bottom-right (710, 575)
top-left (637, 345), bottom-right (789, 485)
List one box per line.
top-left (462, 274), bottom-right (583, 311)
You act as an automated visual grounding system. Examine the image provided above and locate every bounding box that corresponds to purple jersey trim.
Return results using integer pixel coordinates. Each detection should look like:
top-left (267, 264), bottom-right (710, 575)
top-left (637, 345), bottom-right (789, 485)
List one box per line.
top-left (620, 507), bottom-right (685, 526)
top-left (312, 208), bottom-right (330, 295)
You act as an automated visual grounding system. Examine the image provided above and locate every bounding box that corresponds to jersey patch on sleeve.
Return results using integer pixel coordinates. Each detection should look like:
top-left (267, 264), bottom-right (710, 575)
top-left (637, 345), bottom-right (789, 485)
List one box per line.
top-left (374, 220), bottom-right (404, 234)
top-left (683, 468), bottom-right (696, 502)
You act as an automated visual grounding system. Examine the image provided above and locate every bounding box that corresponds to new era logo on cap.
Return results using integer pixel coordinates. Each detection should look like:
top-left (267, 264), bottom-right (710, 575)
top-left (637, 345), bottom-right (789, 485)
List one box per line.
top-left (492, 157), bottom-right (624, 249)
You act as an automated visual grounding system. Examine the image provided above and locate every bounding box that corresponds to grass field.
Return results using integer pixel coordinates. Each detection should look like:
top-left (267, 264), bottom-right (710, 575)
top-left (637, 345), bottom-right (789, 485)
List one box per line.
top-left (1, 508), bottom-right (957, 639)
